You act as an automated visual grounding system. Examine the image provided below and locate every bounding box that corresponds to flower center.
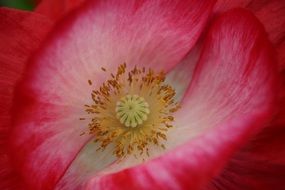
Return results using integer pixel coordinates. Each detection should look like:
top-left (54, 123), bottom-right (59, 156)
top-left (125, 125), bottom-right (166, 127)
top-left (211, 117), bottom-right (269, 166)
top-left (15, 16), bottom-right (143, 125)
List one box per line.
top-left (116, 95), bottom-right (150, 128)
top-left (84, 64), bottom-right (180, 158)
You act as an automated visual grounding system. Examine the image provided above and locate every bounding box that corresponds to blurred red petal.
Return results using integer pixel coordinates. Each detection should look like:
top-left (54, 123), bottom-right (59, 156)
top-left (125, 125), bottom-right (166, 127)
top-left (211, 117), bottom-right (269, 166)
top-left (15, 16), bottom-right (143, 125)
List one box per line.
top-left (206, 90), bottom-right (285, 190)
top-left (254, 0), bottom-right (285, 45)
top-left (214, 0), bottom-right (251, 12)
top-left (277, 41), bottom-right (285, 70)
top-left (0, 8), bottom-right (52, 189)
top-left (36, 0), bottom-right (85, 22)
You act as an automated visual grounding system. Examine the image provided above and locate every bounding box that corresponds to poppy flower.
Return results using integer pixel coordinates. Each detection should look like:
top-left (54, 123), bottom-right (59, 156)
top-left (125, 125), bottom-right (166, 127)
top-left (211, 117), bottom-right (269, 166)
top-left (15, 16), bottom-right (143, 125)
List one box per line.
top-left (0, 0), bottom-right (284, 190)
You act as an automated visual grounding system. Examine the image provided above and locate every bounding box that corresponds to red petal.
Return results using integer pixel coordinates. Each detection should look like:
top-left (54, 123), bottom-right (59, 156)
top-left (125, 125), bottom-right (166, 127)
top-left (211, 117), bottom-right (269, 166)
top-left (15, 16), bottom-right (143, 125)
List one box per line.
top-left (215, 0), bottom-right (285, 46)
top-left (206, 151), bottom-right (285, 190)
top-left (214, 0), bottom-right (251, 12)
top-left (36, 0), bottom-right (85, 22)
top-left (247, 0), bottom-right (271, 11)
top-left (254, 0), bottom-right (285, 45)
top-left (10, 0), bottom-right (216, 189)
top-left (0, 8), bottom-right (52, 189)
top-left (206, 73), bottom-right (285, 190)
top-left (88, 8), bottom-right (278, 189)
top-left (277, 41), bottom-right (285, 70)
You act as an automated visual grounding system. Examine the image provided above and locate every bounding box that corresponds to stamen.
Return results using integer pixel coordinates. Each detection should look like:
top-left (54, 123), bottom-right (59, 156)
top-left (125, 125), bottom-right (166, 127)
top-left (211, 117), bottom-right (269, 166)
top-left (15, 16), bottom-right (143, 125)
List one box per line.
top-left (84, 64), bottom-right (180, 158)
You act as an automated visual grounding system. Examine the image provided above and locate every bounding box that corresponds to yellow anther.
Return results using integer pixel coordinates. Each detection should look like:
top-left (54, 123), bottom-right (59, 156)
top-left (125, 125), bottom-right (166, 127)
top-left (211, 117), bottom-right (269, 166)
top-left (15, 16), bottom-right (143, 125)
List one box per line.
top-left (84, 64), bottom-right (180, 158)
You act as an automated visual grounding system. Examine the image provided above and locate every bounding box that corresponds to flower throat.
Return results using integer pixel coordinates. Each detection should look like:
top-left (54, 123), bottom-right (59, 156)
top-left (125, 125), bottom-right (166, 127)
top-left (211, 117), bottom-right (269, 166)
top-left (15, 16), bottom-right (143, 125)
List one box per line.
top-left (83, 64), bottom-right (180, 158)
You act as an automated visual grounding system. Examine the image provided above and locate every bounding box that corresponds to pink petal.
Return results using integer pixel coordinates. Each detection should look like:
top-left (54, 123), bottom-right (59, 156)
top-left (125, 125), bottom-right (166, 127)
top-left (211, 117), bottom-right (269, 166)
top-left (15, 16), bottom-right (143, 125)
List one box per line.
top-left (87, 8), bottom-right (278, 190)
top-left (174, 8), bottom-right (277, 142)
top-left (10, 0), bottom-right (216, 189)
top-left (168, 0), bottom-right (285, 103)
top-left (0, 8), bottom-right (52, 189)
top-left (196, 2), bottom-right (285, 188)
top-left (211, 3), bottom-right (285, 185)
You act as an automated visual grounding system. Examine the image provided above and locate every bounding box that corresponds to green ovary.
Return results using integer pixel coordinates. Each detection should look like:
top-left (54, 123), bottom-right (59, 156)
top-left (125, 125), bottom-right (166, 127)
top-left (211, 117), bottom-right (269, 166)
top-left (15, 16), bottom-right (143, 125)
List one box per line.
top-left (115, 94), bottom-right (150, 128)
